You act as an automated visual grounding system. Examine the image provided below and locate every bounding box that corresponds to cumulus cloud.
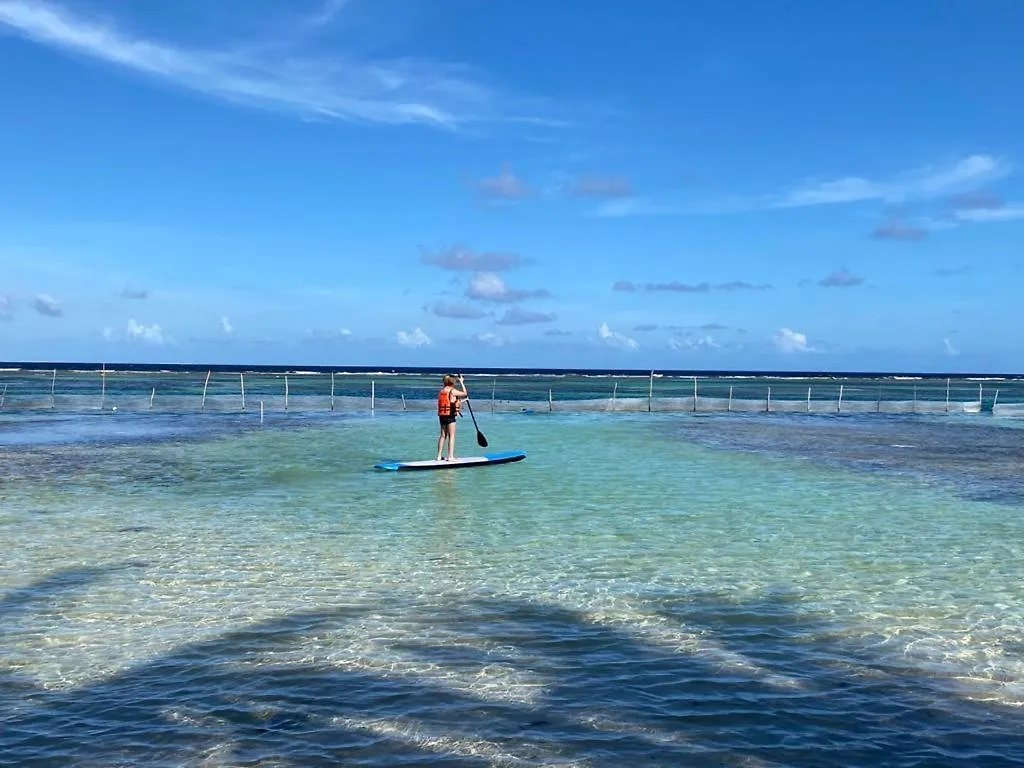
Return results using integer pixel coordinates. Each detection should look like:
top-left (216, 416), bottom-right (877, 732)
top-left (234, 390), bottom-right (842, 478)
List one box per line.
top-left (33, 294), bottom-right (63, 317)
top-left (774, 328), bottom-right (812, 353)
top-left (397, 327), bottom-right (432, 347)
top-left (818, 267), bottom-right (864, 288)
top-left (466, 272), bottom-right (550, 303)
top-left (420, 244), bottom-right (530, 271)
top-left (127, 318), bottom-right (165, 344)
top-left (598, 322), bottom-right (639, 350)
top-left (571, 174), bottom-right (632, 198)
top-left (477, 164), bottom-right (530, 200)
top-left (496, 307), bottom-right (556, 325)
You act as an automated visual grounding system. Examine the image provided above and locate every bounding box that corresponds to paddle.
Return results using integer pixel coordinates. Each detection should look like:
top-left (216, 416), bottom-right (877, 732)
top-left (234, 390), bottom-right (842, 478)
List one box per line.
top-left (459, 375), bottom-right (488, 448)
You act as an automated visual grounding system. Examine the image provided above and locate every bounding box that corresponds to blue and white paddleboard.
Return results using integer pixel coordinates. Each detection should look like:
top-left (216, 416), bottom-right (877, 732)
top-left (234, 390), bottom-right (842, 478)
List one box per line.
top-left (374, 450), bottom-right (526, 472)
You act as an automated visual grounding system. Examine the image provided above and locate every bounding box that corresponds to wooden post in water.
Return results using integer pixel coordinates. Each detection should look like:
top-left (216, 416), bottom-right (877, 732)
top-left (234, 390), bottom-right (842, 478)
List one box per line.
top-left (260, 400), bottom-right (264, 426)
top-left (766, 386), bottom-right (771, 413)
top-left (50, 369), bottom-right (56, 409)
top-left (100, 363), bottom-right (107, 410)
top-left (491, 378), bottom-right (496, 413)
top-left (945, 378), bottom-right (950, 413)
top-left (1, 383), bottom-right (7, 408)
top-left (912, 384), bottom-right (917, 414)
top-left (876, 386), bottom-right (882, 413)
top-left (692, 376), bottom-right (698, 413)
top-left (993, 389), bottom-right (1000, 409)
top-left (611, 381), bottom-right (617, 411)
top-left (240, 373), bottom-right (246, 411)
top-left (370, 380), bottom-right (375, 413)
top-left (401, 393), bottom-right (407, 411)
top-left (837, 384), bottom-right (844, 413)
top-left (548, 388), bottom-right (553, 412)
top-left (284, 375), bottom-right (290, 412)
top-left (806, 386), bottom-right (812, 412)
top-left (330, 372), bottom-right (336, 412)
top-left (727, 385), bottom-right (733, 412)
top-left (648, 371), bottom-right (654, 412)
top-left (201, 370), bottom-right (211, 411)
top-left (149, 387), bottom-right (156, 408)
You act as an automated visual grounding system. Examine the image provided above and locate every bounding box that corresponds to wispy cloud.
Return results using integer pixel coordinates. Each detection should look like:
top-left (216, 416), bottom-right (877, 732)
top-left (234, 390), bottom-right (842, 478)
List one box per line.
top-left (33, 293), bottom-right (62, 317)
top-left (474, 331), bottom-right (505, 347)
top-left (633, 323), bottom-right (658, 332)
top-left (496, 307), bottom-right (556, 325)
top-left (221, 316), bottom-right (234, 334)
top-left (476, 164), bottom-right (531, 200)
top-left (0, 295), bottom-right (12, 320)
top-left (943, 337), bottom-right (960, 356)
top-left (952, 205), bottom-right (1024, 223)
top-left (397, 327), bottom-right (432, 347)
top-left (0, 0), bottom-right (528, 127)
top-left (592, 155), bottom-right (1010, 218)
top-left (571, 174), bottom-right (632, 198)
top-left (466, 272), bottom-right (550, 303)
top-left (613, 280), bottom-right (771, 293)
top-left (305, 0), bottom-right (353, 29)
top-left (817, 267), bottom-right (864, 288)
top-left (774, 327), bottom-right (813, 353)
top-left (598, 322), bottom-right (638, 350)
top-left (429, 301), bottom-right (490, 319)
top-left (420, 244), bottom-right (529, 271)
top-left (776, 154), bottom-right (1008, 209)
top-left (306, 327), bottom-right (354, 341)
top-left (120, 286), bottom-right (149, 299)
top-left (544, 328), bottom-right (572, 336)
top-left (871, 216), bottom-right (929, 241)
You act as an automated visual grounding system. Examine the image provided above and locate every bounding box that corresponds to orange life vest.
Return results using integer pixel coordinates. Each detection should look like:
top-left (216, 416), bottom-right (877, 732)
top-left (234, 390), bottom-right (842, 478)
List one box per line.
top-left (437, 387), bottom-right (455, 417)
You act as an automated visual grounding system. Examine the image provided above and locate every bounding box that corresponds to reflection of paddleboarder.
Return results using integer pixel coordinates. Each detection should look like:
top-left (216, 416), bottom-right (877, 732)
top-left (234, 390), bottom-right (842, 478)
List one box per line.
top-left (436, 374), bottom-right (469, 461)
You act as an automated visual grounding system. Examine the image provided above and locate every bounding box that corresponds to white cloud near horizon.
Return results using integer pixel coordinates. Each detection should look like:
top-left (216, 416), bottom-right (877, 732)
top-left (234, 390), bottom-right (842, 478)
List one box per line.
top-left (221, 316), bottom-right (234, 335)
top-left (774, 328), bottom-right (813, 353)
top-left (0, 0), bottom-right (525, 127)
top-left (466, 272), bottom-right (550, 303)
top-left (598, 322), bottom-right (638, 350)
top-left (943, 338), bottom-right (960, 356)
top-left (397, 327), bottom-right (432, 347)
top-left (127, 318), bottom-right (165, 344)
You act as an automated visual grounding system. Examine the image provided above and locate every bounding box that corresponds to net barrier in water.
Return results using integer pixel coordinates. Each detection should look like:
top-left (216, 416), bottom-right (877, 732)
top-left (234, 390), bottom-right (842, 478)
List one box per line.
top-left (1, 369), bottom-right (1020, 416)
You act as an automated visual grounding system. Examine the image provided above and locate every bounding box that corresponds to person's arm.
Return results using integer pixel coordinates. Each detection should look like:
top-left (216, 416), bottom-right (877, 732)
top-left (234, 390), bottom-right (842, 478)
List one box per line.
top-left (453, 376), bottom-right (469, 398)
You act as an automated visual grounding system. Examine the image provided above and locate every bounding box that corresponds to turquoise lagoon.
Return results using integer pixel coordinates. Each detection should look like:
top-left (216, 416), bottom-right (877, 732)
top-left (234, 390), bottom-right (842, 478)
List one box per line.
top-left (1, 407), bottom-right (1024, 766)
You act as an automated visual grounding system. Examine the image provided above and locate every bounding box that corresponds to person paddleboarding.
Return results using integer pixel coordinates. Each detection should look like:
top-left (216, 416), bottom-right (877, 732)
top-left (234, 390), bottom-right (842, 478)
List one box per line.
top-left (436, 374), bottom-right (469, 460)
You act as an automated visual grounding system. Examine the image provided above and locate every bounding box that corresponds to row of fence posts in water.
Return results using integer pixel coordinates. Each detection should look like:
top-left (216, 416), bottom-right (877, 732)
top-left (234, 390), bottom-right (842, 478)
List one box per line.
top-left (0, 369), bottom-right (1000, 418)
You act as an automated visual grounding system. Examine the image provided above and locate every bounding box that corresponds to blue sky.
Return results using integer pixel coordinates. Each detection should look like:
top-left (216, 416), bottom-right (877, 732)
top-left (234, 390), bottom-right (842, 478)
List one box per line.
top-left (1, 0), bottom-right (1022, 372)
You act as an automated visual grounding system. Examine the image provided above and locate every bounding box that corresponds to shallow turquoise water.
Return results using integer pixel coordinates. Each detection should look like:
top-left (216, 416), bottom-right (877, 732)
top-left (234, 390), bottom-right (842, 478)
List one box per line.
top-left (2, 410), bottom-right (1023, 765)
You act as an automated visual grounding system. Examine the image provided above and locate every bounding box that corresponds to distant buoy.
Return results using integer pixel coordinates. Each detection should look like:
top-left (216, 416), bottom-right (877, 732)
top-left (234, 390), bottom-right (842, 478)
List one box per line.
top-left (111, 406), bottom-right (118, 412)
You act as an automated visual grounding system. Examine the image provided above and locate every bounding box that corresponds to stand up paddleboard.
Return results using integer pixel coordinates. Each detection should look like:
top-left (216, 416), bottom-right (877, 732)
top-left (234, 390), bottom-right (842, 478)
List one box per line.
top-left (375, 450), bottom-right (526, 472)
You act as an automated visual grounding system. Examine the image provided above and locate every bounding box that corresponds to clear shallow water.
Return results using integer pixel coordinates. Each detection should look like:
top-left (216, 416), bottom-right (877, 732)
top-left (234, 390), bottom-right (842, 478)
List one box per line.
top-left (2, 411), bottom-right (1024, 766)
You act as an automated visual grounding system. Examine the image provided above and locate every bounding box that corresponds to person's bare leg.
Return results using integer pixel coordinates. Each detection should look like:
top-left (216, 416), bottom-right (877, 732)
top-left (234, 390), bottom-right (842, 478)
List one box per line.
top-left (436, 425), bottom-right (446, 461)
top-left (448, 422), bottom-right (457, 460)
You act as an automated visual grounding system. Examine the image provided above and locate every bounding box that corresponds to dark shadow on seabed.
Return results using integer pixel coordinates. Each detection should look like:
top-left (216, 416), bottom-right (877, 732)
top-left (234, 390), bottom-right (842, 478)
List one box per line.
top-left (2, 569), bottom-right (1024, 767)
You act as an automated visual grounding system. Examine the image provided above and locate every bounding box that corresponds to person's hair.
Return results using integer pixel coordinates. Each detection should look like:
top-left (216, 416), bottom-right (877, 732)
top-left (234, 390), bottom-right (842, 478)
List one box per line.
top-left (442, 375), bottom-right (456, 387)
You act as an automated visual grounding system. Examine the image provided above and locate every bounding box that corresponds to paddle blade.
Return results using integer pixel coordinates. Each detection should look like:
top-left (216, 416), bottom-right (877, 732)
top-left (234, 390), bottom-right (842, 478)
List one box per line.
top-left (476, 430), bottom-right (488, 448)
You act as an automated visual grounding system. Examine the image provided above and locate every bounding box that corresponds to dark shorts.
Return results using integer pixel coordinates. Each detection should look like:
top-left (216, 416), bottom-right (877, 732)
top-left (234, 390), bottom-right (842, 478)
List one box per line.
top-left (439, 414), bottom-right (457, 427)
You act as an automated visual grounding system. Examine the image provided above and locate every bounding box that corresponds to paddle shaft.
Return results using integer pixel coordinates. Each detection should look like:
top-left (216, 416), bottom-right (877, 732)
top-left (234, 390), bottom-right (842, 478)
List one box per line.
top-left (459, 376), bottom-right (488, 447)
